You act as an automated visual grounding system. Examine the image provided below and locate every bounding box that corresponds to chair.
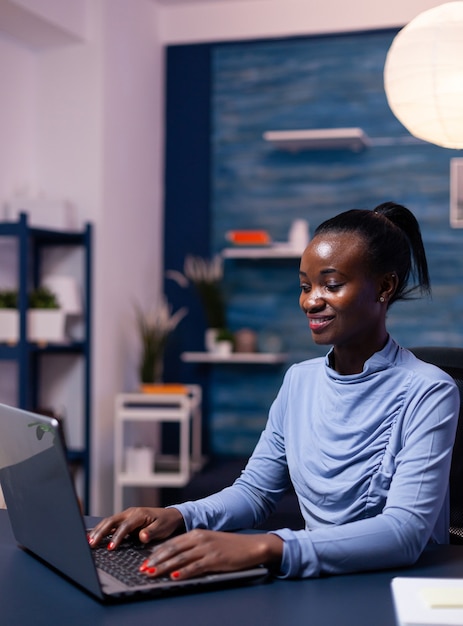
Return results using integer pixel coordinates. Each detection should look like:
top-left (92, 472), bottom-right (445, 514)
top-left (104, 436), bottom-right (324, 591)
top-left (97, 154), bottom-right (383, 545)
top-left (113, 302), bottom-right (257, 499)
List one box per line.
top-left (409, 347), bottom-right (463, 545)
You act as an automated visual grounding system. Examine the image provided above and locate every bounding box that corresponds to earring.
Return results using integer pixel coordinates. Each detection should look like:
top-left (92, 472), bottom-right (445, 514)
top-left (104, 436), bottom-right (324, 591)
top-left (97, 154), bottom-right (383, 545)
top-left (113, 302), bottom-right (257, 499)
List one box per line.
top-left (379, 296), bottom-right (385, 303)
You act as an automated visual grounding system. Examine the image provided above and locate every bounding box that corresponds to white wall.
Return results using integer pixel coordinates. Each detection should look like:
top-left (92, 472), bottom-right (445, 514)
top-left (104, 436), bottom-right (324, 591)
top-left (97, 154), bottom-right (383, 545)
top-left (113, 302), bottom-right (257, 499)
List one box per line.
top-left (158, 0), bottom-right (448, 43)
top-left (93, 0), bottom-right (164, 515)
top-left (0, 0), bottom-right (163, 515)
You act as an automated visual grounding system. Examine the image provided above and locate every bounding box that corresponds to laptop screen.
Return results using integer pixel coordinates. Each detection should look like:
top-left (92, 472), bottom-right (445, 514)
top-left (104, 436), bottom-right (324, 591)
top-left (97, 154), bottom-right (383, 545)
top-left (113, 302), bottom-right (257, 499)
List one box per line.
top-left (0, 404), bottom-right (102, 597)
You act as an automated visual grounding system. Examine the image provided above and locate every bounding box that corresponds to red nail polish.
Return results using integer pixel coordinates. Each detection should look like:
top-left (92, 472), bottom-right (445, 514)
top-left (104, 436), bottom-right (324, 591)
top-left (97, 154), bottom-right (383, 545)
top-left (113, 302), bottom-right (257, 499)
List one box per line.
top-left (139, 559), bottom-right (149, 572)
top-left (148, 567), bottom-right (157, 574)
top-left (171, 571), bottom-right (180, 579)
top-left (107, 541), bottom-right (115, 550)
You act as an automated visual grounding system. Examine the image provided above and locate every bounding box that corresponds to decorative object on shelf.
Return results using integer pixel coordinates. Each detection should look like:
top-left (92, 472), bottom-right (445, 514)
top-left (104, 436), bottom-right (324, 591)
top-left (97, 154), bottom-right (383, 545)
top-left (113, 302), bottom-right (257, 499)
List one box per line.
top-left (226, 230), bottom-right (271, 246)
top-left (124, 445), bottom-right (155, 476)
top-left (166, 254), bottom-right (227, 349)
top-left (384, 2), bottom-right (463, 149)
top-left (450, 158), bottom-right (463, 228)
top-left (258, 331), bottom-right (284, 355)
top-left (0, 286), bottom-right (65, 344)
top-left (214, 328), bottom-right (234, 356)
top-left (234, 328), bottom-right (257, 353)
top-left (138, 383), bottom-right (189, 395)
top-left (135, 298), bottom-right (187, 387)
top-left (43, 275), bottom-right (83, 339)
top-left (28, 286), bottom-right (65, 344)
top-left (288, 219), bottom-right (310, 251)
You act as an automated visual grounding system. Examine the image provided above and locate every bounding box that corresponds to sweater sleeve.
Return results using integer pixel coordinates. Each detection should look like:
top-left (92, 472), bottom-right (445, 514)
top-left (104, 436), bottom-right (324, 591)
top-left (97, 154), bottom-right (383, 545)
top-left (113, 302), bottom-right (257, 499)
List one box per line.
top-left (173, 377), bottom-right (292, 532)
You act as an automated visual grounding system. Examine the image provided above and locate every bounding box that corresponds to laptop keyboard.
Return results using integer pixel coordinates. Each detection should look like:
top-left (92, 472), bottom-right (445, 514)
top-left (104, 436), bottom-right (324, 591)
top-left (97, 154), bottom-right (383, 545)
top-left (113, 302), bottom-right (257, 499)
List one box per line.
top-left (93, 540), bottom-right (169, 587)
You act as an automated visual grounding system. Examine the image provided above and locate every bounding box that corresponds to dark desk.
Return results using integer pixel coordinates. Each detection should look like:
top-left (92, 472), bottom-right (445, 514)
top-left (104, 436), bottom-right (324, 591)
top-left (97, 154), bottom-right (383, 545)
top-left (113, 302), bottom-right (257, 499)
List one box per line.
top-left (1, 510), bottom-right (463, 626)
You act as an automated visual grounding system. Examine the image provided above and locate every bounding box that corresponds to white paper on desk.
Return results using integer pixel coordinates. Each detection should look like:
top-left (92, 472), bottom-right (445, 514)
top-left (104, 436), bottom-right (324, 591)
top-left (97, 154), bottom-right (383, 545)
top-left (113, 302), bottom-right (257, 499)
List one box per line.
top-left (391, 577), bottom-right (463, 626)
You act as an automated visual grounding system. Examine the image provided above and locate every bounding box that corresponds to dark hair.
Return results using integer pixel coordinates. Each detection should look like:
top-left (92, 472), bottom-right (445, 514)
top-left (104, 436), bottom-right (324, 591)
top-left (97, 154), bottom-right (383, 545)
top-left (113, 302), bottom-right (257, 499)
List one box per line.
top-left (313, 202), bottom-right (431, 305)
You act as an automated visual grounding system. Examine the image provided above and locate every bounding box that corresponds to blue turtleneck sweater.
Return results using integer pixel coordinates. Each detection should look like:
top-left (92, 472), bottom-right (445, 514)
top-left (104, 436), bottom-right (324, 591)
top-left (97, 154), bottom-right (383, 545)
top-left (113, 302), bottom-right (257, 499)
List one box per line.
top-left (174, 337), bottom-right (459, 578)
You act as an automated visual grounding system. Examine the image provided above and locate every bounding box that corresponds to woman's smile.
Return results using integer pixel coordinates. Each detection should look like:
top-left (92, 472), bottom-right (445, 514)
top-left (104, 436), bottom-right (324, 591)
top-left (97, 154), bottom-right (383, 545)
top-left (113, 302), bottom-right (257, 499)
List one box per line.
top-left (307, 314), bottom-right (335, 332)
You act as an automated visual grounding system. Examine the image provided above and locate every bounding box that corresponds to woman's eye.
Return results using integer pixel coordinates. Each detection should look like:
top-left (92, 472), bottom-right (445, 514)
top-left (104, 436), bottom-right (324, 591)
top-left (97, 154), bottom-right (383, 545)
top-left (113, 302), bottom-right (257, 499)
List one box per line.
top-left (326, 283), bottom-right (343, 292)
top-left (300, 283), bottom-right (310, 293)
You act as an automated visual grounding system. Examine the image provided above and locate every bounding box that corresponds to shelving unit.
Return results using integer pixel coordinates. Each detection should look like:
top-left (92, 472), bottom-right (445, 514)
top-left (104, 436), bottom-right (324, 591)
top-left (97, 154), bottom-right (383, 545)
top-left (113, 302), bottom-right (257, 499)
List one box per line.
top-left (181, 352), bottom-right (287, 364)
top-left (222, 244), bottom-right (303, 259)
top-left (114, 387), bottom-right (204, 511)
top-left (263, 127), bottom-right (370, 151)
top-left (0, 212), bottom-right (92, 511)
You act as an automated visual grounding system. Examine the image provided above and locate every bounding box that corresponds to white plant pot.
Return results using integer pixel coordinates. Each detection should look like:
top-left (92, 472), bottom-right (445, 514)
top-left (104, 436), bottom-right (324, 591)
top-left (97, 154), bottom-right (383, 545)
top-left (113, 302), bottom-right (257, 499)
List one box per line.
top-left (28, 310), bottom-right (66, 343)
top-left (214, 340), bottom-right (233, 356)
top-left (205, 328), bottom-right (220, 352)
top-left (0, 310), bottom-right (19, 343)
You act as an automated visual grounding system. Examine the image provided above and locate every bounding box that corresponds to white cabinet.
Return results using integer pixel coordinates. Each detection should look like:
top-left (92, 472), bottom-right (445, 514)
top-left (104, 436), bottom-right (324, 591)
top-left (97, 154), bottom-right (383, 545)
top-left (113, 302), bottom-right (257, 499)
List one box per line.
top-left (114, 386), bottom-right (204, 512)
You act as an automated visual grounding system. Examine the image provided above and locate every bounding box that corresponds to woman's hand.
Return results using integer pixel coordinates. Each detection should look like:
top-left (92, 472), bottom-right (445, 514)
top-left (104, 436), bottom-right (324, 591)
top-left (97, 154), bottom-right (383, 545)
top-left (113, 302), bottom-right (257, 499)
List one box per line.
top-left (87, 507), bottom-right (186, 550)
top-left (139, 529), bottom-right (283, 580)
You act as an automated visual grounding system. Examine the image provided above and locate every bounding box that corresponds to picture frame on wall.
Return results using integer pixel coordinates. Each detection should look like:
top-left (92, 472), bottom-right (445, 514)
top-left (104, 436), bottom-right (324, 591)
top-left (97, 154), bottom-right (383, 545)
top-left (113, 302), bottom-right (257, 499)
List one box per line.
top-left (450, 158), bottom-right (463, 228)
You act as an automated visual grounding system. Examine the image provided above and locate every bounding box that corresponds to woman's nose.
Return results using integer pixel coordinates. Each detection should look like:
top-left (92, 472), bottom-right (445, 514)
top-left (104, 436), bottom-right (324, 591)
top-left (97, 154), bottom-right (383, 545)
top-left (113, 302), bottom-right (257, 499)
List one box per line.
top-left (303, 290), bottom-right (325, 310)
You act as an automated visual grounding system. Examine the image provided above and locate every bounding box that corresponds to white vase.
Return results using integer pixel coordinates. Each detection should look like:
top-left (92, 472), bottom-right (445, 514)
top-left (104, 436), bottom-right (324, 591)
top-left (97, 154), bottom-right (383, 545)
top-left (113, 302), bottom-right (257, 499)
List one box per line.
top-left (214, 340), bottom-right (233, 356)
top-left (205, 328), bottom-right (219, 352)
top-left (28, 310), bottom-right (66, 343)
top-left (0, 310), bottom-right (19, 343)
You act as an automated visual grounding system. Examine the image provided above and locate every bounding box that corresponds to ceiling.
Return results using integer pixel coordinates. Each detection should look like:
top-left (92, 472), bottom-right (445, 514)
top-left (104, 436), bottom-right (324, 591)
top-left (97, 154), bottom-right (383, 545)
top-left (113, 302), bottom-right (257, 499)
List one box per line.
top-left (156, 0), bottom-right (267, 4)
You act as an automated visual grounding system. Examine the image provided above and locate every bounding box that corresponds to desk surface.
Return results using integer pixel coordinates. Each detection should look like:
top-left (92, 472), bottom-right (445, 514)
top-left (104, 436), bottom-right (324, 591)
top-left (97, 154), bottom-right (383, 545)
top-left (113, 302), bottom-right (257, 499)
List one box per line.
top-left (1, 509), bottom-right (463, 626)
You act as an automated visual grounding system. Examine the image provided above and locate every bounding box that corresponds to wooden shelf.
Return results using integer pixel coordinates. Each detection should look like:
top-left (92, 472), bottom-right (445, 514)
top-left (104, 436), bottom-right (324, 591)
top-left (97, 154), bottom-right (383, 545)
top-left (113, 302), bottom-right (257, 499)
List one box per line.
top-left (181, 352), bottom-right (287, 364)
top-left (263, 127), bottom-right (370, 151)
top-left (222, 244), bottom-right (302, 259)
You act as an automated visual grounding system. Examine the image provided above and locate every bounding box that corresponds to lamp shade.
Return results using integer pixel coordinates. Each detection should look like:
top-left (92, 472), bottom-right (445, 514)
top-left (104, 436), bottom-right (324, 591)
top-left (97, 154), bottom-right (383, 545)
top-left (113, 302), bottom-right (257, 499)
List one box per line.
top-left (384, 2), bottom-right (463, 149)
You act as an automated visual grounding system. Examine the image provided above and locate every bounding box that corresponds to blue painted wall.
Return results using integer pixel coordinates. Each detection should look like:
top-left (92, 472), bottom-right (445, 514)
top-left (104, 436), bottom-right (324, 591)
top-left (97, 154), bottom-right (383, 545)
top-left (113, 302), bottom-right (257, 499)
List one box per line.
top-left (166, 30), bottom-right (463, 456)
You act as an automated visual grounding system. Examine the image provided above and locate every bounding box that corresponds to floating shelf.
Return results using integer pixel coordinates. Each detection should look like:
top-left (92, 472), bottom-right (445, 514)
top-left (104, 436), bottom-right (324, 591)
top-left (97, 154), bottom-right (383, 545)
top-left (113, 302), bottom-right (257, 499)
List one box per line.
top-left (222, 244), bottom-right (303, 259)
top-left (263, 127), bottom-right (370, 151)
top-left (181, 352), bottom-right (287, 364)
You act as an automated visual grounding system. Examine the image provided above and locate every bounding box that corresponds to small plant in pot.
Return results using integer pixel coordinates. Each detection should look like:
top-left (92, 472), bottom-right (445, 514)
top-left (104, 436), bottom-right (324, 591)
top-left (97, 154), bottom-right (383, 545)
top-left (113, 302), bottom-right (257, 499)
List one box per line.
top-left (166, 254), bottom-right (227, 351)
top-left (214, 327), bottom-right (234, 356)
top-left (28, 286), bottom-right (64, 344)
top-left (135, 298), bottom-right (187, 389)
top-left (0, 286), bottom-right (64, 344)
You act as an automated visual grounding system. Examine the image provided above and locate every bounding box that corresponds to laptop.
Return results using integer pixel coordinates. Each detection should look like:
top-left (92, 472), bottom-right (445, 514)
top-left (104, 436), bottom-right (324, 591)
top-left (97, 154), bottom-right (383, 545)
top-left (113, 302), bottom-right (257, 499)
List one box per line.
top-left (0, 403), bottom-right (269, 602)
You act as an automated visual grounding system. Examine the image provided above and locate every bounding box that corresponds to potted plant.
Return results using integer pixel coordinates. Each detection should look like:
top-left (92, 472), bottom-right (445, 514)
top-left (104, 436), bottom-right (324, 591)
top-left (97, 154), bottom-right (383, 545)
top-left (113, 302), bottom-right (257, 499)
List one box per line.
top-left (0, 286), bottom-right (65, 344)
top-left (135, 298), bottom-right (187, 389)
top-left (28, 286), bottom-right (65, 344)
top-left (0, 289), bottom-right (19, 343)
top-left (166, 254), bottom-right (227, 351)
top-left (214, 327), bottom-right (234, 356)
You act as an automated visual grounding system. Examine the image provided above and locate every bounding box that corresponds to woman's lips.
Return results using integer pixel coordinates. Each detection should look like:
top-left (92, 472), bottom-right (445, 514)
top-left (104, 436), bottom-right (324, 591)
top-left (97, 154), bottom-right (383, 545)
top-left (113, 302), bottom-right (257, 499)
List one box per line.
top-left (308, 316), bottom-right (334, 331)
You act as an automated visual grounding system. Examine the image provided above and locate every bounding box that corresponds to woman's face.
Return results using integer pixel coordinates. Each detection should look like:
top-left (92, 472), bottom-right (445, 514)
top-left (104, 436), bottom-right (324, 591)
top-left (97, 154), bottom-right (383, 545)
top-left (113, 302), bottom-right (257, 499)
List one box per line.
top-left (299, 231), bottom-right (387, 354)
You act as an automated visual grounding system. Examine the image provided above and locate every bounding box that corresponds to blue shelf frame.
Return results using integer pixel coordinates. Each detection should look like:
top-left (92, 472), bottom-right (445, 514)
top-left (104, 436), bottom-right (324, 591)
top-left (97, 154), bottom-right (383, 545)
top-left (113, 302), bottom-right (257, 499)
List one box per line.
top-left (0, 212), bottom-right (92, 512)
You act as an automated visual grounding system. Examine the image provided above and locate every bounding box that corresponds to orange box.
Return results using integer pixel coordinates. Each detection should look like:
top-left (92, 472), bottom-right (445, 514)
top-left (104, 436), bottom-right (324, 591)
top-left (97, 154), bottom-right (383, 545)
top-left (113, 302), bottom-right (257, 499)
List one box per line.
top-left (226, 230), bottom-right (271, 245)
top-left (139, 384), bottom-right (188, 394)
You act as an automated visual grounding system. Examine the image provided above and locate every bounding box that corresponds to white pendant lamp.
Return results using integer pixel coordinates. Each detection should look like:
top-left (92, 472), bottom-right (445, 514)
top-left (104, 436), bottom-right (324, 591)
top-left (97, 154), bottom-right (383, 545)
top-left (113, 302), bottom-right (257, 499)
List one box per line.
top-left (384, 2), bottom-right (463, 149)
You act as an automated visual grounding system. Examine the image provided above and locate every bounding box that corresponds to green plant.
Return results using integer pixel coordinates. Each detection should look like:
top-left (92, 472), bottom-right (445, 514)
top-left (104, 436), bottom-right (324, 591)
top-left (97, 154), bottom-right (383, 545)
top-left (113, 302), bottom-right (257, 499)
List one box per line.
top-left (0, 289), bottom-right (18, 309)
top-left (28, 286), bottom-right (59, 309)
top-left (216, 328), bottom-right (234, 343)
top-left (166, 254), bottom-right (226, 329)
top-left (135, 298), bottom-right (187, 384)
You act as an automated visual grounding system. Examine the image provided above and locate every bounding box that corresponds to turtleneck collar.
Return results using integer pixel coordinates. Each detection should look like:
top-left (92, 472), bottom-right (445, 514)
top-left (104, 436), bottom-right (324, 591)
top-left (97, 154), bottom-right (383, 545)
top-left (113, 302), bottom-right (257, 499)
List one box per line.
top-left (325, 335), bottom-right (400, 381)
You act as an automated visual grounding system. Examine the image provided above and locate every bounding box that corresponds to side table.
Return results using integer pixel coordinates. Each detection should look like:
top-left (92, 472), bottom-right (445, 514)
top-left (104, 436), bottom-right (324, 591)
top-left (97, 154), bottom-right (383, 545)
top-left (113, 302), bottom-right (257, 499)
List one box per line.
top-left (113, 385), bottom-right (204, 511)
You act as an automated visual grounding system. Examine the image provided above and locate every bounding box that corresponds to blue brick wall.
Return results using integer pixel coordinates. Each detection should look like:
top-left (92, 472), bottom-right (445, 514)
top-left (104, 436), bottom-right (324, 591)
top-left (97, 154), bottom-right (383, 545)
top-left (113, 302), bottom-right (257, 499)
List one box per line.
top-left (205, 30), bottom-right (463, 456)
